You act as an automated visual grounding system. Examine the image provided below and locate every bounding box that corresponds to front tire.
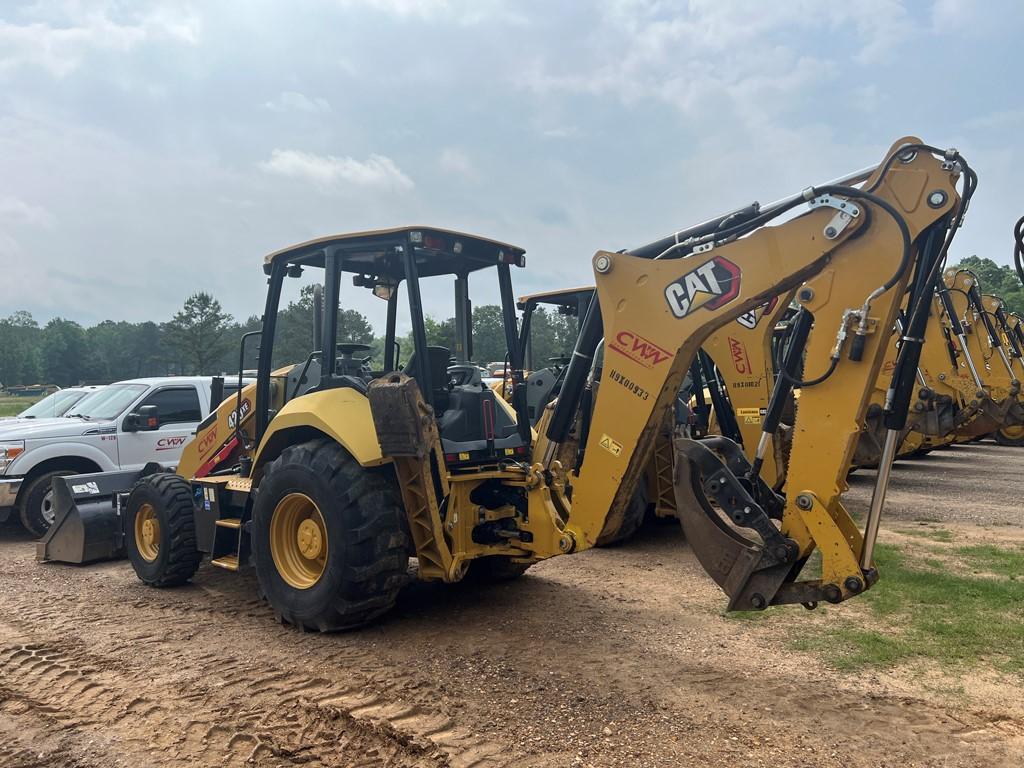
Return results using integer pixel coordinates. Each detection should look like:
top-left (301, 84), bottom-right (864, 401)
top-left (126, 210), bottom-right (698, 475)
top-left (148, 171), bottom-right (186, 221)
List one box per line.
top-left (252, 439), bottom-right (410, 632)
top-left (994, 425), bottom-right (1024, 446)
top-left (19, 470), bottom-right (74, 538)
top-left (125, 474), bottom-right (202, 587)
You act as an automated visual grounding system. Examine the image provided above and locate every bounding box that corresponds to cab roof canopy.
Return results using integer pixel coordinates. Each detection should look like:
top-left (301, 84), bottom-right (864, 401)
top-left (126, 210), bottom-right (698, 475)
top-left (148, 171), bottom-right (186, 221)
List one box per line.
top-left (517, 285), bottom-right (594, 310)
top-left (263, 226), bottom-right (526, 280)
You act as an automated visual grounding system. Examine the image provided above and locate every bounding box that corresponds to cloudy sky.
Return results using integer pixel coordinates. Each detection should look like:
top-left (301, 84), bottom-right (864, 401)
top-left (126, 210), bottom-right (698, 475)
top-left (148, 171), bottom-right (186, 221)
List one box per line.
top-left (1, 0), bottom-right (1021, 332)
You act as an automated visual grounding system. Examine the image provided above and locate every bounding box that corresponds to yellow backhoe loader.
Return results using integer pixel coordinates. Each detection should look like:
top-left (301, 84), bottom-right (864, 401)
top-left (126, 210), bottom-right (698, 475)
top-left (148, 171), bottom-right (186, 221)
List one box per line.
top-left (42, 138), bottom-right (970, 628)
top-left (519, 286), bottom-right (798, 490)
top-left (517, 286), bottom-right (681, 530)
top-left (854, 284), bottom-right (979, 466)
top-left (989, 298), bottom-right (1024, 445)
top-left (938, 269), bottom-right (1024, 435)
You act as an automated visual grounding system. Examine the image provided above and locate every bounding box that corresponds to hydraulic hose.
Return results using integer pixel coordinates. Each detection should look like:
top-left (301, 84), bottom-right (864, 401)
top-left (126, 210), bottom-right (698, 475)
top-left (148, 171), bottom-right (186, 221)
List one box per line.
top-left (884, 222), bottom-right (948, 430)
top-left (749, 308), bottom-right (813, 480)
top-left (992, 301), bottom-right (1023, 358)
top-left (1014, 214), bottom-right (1024, 284)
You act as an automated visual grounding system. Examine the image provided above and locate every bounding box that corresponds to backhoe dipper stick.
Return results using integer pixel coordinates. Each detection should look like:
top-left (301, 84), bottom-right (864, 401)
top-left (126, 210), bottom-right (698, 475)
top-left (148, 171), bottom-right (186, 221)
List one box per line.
top-left (863, 221), bottom-right (948, 568)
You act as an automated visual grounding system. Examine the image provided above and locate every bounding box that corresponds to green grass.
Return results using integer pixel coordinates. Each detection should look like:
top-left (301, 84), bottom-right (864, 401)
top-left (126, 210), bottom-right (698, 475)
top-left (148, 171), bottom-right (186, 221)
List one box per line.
top-left (731, 541), bottom-right (1024, 675)
top-left (0, 396), bottom-right (40, 417)
top-left (902, 527), bottom-right (955, 543)
top-left (954, 544), bottom-right (1024, 579)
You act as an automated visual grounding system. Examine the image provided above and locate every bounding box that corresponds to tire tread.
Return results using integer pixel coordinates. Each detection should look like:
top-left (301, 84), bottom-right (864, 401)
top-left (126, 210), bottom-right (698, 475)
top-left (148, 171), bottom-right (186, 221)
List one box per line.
top-left (255, 439), bottom-right (410, 632)
top-left (127, 474), bottom-right (202, 587)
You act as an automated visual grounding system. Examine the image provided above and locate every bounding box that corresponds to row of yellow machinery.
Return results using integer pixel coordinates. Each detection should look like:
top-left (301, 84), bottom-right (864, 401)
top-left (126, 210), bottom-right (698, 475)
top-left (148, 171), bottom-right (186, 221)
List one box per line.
top-left (511, 250), bottom-right (1024, 541)
top-left (40, 137), bottom-right (1014, 631)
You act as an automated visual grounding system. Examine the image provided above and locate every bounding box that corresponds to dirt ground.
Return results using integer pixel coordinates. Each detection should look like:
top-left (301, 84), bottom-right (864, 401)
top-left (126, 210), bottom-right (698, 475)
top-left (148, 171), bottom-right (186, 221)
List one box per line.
top-left (1, 442), bottom-right (1022, 767)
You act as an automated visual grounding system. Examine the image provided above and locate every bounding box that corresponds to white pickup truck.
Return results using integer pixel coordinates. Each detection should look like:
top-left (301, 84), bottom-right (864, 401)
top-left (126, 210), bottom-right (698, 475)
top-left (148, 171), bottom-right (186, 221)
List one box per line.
top-left (0, 376), bottom-right (243, 536)
top-left (0, 386), bottom-right (105, 422)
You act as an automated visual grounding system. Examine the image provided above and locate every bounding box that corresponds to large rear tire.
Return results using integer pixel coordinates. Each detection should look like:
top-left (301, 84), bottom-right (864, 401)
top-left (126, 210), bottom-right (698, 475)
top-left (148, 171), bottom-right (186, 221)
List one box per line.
top-left (252, 439), bottom-right (410, 632)
top-left (125, 474), bottom-right (203, 587)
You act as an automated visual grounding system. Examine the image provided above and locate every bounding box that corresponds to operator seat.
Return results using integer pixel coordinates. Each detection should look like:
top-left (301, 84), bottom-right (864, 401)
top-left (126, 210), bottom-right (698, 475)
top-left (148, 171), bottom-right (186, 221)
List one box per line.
top-left (403, 346), bottom-right (452, 413)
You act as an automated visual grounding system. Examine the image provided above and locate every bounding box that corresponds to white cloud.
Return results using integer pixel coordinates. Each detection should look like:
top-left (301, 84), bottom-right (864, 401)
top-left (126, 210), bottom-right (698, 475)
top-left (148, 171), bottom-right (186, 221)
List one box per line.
top-left (0, 197), bottom-right (55, 227)
top-left (263, 91), bottom-right (332, 114)
top-left (0, 1), bottom-right (200, 77)
top-left (931, 0), bottom-right (1006, 35)
top-left (518, 0), bottom-right (912, 113)
top-left (539, 125), bottom-right (581, 139)
top-left (259, 149), bottom-right (414, 191)
top-left (438, 148), bottom-right (477, 180)
top-left (336, 0), bottom-right (524, 25)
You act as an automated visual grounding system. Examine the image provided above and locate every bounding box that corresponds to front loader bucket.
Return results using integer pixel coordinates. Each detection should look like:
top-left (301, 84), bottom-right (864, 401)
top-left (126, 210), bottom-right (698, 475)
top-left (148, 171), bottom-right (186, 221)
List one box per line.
top-left (36, 470), bottom-right (142, 564)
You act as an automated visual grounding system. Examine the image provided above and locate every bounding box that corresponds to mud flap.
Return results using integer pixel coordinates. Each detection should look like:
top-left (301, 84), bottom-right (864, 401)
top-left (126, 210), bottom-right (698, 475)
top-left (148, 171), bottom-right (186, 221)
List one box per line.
top-left (36, 470), bottom-right (144, 564)
top-left (673, 437), bottom-right (797, 611)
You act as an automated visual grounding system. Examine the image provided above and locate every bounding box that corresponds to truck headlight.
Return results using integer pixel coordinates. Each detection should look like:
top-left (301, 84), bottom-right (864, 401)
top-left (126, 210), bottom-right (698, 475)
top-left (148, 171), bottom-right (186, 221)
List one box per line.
top-left (0, 442), bottom-right (25, 474)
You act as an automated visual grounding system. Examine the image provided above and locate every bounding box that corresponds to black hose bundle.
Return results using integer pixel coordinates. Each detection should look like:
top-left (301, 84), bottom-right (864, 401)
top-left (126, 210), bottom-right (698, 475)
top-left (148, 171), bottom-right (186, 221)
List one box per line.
top-left (1014, 214), bottom-right (1024, 285)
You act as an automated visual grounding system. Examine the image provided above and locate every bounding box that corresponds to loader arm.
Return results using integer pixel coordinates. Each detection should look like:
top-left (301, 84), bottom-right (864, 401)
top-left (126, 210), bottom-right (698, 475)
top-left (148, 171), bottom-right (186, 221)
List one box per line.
top-left (542, 138), bottom-right (964, 610)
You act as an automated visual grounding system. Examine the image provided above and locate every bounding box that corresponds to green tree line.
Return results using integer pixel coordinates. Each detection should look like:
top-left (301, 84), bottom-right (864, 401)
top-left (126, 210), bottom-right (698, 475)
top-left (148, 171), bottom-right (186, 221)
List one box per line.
top-left (0, 286), bottom-right (581, 387)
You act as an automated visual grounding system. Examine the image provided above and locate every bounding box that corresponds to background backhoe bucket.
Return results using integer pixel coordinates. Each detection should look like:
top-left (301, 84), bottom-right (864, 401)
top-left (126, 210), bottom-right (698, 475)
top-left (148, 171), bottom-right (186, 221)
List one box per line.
top-left (36, 470), bottom-right (141, 564)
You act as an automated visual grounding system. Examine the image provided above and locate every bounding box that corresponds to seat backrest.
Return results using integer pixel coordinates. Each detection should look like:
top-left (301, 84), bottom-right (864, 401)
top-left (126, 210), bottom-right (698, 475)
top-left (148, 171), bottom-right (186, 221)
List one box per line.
top-left (403, 346), bottom-right (452, 412)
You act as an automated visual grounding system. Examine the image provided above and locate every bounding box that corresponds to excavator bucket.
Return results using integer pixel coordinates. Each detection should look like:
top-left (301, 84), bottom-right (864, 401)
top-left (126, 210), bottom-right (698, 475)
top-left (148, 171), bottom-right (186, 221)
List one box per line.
top-left (36, 470), bottom-right (141, 564)
top-left (673, 437), bottom-right (797, 611)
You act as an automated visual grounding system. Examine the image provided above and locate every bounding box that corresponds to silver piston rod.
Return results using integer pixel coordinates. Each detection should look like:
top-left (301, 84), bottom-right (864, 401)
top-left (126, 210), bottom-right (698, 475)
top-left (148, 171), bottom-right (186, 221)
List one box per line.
top-left (957, 333), bottom-right (985, 388)
top-left (861, 428), bottom-right (899, 568)
top-left (997, 345), bottom-right (1016, 379)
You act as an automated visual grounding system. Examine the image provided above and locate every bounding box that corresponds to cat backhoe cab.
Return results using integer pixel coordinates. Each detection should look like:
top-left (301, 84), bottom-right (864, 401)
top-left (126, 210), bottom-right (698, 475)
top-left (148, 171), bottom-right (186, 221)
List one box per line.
top-left (516, 286), bottom-right (594, 423)
top-left (46, 139), bottom-right (970, 631)
top-left (517, 285), bottom-right (681, 531)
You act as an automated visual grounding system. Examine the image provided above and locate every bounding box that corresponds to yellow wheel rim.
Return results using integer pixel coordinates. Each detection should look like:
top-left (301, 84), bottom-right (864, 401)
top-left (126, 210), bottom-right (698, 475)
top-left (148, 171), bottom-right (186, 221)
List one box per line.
top-left (269, 493), bottom-right (328, 590)
top-left (135, 503), bottom-right (160, 562)
top-left (1000, 424), bottom-right (1024, 440)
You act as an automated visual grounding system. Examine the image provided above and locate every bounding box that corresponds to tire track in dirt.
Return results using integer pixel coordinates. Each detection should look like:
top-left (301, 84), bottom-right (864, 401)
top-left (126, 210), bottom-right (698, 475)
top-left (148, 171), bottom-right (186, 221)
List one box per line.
top-left (13, 555), bottom-right (1024, 768)
top-left (0, 598), bottom-right (525, 768)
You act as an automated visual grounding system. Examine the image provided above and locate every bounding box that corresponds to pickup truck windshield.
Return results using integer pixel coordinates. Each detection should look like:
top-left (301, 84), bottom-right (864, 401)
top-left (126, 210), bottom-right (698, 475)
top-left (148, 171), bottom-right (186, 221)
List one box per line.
top-left (18, 390), bottom-right (90, 418)
top-left (66, 384), bottom-right (147, 421)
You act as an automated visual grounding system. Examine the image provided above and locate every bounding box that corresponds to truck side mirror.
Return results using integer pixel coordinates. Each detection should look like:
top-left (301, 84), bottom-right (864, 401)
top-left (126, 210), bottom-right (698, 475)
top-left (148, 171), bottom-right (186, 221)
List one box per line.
top-left (124, 405), bottom-right (159, 432)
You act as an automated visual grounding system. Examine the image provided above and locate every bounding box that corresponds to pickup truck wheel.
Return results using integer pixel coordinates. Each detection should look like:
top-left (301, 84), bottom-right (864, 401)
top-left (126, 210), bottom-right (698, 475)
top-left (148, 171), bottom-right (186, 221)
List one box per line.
top-left (19, 470), bottom-right (74, 538)
top-left (125, 474), bottom-right (202, 587)
top-left (252, 439), bottom-right (410, 632)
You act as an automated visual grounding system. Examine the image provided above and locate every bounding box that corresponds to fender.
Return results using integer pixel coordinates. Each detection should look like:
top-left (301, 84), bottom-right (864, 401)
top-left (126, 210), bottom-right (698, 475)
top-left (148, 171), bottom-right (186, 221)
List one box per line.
top-left (252, 387), bottom-right (388, 474)
top-left (7, 440), bottom-right (118, 478)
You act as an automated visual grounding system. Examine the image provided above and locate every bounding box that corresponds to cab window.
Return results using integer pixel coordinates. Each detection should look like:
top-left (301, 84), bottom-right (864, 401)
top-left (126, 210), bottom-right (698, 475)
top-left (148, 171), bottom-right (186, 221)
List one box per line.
top-left (138, 387), bottom-right (202, 427)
